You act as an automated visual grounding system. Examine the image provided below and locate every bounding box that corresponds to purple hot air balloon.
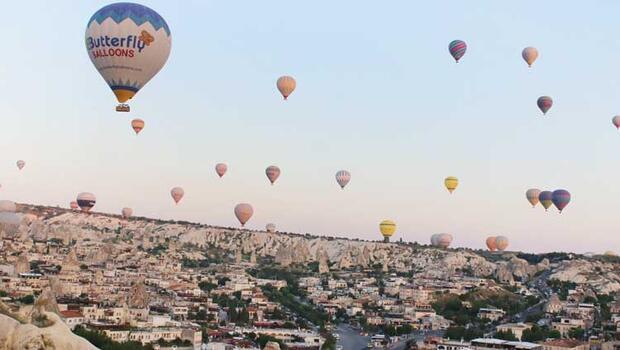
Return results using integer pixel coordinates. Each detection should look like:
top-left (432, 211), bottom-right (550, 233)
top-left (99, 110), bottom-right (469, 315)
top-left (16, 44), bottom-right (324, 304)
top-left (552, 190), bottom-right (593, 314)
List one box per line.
top-left (448, 40), bottom-right (467, 63)
top-left (537, 96), bottom-right (553, 115)
top-left (538, 191), bottom-right (553, 211)
top-left (552, 189), bottom-right (571, 213)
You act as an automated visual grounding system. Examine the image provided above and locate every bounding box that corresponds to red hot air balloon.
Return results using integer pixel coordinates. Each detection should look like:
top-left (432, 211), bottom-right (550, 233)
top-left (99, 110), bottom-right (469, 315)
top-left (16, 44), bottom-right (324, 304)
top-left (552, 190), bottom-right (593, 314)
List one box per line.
top-left (131, 119), bottom-right (145, 134)
top-left (335, 170), bottom-right (351, 189)
top-left (70, 201), bottom-right (79, 210)
top-left (486, 236), bottom-right (497, 251)
top-left (552, 189), bottom-right (571, 213)
top-left (537, 96), bottom-right (553, 115)
top-left (448, 40), bottom-right (467, 63)
top-left (265, 166), bottom-right (281, 185)
top-left (612, 116), bottom-right (620, 130)
top-left (215, 163), bottom-right (227, 178)
top-left (234, 203), bottom-right (254, 227)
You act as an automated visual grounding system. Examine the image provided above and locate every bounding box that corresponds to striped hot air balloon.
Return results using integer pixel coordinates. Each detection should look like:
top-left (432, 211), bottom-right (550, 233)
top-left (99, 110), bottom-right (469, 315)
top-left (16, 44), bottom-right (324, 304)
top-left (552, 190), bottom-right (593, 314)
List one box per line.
top-left (335, 170), bottom-right (351, 189)
top-left (552, 189), bottom-right (571, 213)
top-left (538, 191), bottom-right (553, 211)
top-left (448, 40), bottom-right (467, 63)
top-left (537, 96), bottom-right (553, 115)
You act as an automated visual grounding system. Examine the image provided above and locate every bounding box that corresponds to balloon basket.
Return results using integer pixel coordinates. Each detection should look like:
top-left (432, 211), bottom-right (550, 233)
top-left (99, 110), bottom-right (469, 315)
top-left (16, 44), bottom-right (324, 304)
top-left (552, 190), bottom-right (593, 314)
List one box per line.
top-left (116, 104), bottom-right (130, 112)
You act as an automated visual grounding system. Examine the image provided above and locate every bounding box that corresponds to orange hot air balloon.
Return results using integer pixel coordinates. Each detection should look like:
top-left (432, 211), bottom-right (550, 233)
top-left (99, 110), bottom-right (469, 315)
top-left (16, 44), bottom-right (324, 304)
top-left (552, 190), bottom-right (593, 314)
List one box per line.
top-left (234, 203), bottom-right (254, 227)
top-left (277, 76), bottom-right (296, 100)
top-left (170, 187), bottom-right (184, 204)
top-left (266, 165), bottom-right (281, 185)
top-left (486, 236), bottom-right (497, 251)
top-left (215, 163), bottom-right (227, 178)
top-left (131, 119), bottom-right (145, 134)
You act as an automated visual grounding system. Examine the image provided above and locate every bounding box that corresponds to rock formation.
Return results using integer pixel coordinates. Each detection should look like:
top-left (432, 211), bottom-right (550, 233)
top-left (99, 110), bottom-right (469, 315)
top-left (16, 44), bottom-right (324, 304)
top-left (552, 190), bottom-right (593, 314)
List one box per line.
top-left (13, 255), bottom-right (29, 275)
top-left (61, 249), bottom-right (80, 273)
top-left (128, 279), bottom-right (150, 309)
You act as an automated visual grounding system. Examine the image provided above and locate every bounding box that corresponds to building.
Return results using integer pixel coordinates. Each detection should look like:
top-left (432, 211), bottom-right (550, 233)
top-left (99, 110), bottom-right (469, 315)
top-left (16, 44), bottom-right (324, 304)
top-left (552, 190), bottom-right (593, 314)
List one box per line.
top-left (478, 308), bottom-right (506, 321)
top-left (60, 310), bottom-right (85, 330)
top-left (552, 318), bottom-right (586, 337)
top-left (496, 323), bottom-right (532, 341)
top-left (437, 340), bottom-right (471, 350)
top-left (542, 339), bottom-right (588, 350)
top-left (470, 339), bottom-right (542, 350)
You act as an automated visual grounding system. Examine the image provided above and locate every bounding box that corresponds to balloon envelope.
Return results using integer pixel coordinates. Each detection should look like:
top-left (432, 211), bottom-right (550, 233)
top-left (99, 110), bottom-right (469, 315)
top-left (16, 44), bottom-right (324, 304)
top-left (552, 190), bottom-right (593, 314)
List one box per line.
top-left (85, 3), bottom-right (171, 104)
top-left (122, 207), bottom-right (133, 218)
top-left (276, 76), bottom-right (296, 100)
top-left (77, 192), bottom-right (96, 212)
top-left (170, 187), bottom-right (184, 204)
top-left (552, 189), bottom-right (571, 213)
top-left (612, 116), bottom-right (620, 129)
top-left (235, 203), bottom-right (254, 227)
top-left (266, 166), bottom-right (281, 185)
top-left (526, 188), bottom-right (541, 207)
top-left (70, 201), bottom-right (79, 210)
top-left (448, 40), bottom-right (467, 63)
top-left (521, 47), bottom-right (539, 67)
top-left (486, 236), bottom-right (497, 251)
top-left (335, 170), bottom-right (351, 189)
top-left (379, 220), bottom-right (396, 238)
top-left (436, 233), bottom-right (453, 248)
top-left (215, 163), bottom-right (228, 178)
top-left (131, 119), bottom-right (145, 134)
top-left (495, 236), bottom-right (509, 251)
top-left (537, 96), bottom-right (553, 115)
top-left (444, 176), bottom-right (459, 193)
top-left (538, 191), bottom-right (553, 211)
top-left (266, 223), bottom-right (276, 233)
top-left (16, 160), bottom-right (25, 170)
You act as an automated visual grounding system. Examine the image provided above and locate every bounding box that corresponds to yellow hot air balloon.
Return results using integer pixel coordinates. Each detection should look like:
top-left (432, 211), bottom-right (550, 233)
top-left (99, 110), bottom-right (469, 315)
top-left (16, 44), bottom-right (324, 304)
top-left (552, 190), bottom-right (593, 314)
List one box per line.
top-left (444, 176), bottom-right (459, 194)
top-left (379, 220), bottom-right (396, 243)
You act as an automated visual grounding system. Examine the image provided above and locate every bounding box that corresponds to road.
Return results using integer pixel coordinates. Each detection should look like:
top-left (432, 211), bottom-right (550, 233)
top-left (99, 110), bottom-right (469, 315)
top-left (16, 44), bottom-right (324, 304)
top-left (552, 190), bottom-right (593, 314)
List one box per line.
top-left (387, 330), bottom-right (444, 350)
top-left (335, 324), bottom-right (369, 350)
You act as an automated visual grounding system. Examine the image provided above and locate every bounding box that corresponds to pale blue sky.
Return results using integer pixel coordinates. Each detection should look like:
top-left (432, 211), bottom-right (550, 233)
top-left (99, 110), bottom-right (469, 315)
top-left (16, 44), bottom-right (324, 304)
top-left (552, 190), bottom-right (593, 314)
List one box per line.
top-left (1, 1), bottom-right (619, 253)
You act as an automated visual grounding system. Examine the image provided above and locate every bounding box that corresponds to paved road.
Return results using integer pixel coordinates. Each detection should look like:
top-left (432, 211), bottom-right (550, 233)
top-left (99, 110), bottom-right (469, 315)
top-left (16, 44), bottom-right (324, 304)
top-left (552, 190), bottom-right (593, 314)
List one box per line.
top-left (336, 324), bottom-right (369, 350)
top-left (388, 330), bottom-right (444, 350)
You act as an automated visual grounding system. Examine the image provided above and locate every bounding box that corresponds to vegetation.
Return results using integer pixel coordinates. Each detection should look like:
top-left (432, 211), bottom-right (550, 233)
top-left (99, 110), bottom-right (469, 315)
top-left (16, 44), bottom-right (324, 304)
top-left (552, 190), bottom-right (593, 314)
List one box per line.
top-left (18, 295), bottom-right (34, 304)
top-left (521, 325), bottom-right (560, 342)
top-left (261, 285), bottom-right (329, 327)
top-left (445, 326), bottom-right (484, 341)
top-left (548, 279), bottom-right (577, 300)
top-left (495, 329), bottom-right (517, 341)
top-left (73, 326), bottom-right (150, 350)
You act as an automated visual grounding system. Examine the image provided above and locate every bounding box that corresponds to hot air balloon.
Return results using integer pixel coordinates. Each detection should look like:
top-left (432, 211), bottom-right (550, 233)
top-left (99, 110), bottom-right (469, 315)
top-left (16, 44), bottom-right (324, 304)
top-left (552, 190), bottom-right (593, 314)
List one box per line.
top-left (266, 166), bottom-right (281, 185)
top-left (170, 187), bottom-right (184, 204)
top-left (521, 47), bottom-right (539, 67)
top-left (0, 200), bottom-right (17, 213)
top-left (215, 163), bottom-right (228, 178)
top-left (436, 233), bottom-right (453, 248)
top-left (537, 96), bottom-right (553, 115)
top-left (16, 160), bottom-right (25, 170)
top-left (76, 192), bottom-right (96, 213)
top-left (234, 203), bottom-right (254, 227)
top-left (70, 201), bottom-right (79, 210)
top-left (552, 189), bottom-right (571, 213)
top-left (486, 236), bottom-right (497, 251)
top-left (335, 170), bottom-right (351, 190)
top-left (612, 116), bottom-right (620, 130)
top-left (122, 207), bottom-right (133, 219)
top-left (379, 220), bottom-right (396, 243)
top-left (538, 191), bottom-right (553, 211)
top-left (526, 189), bottom-right (541, 207)
top-left (448, 40), bottom-right (467, 63)
top-left (266, 223), bottom-right (276, 233)
top-left (430, 233), bottom-right (440, 246)
top-left (444, 176), bottom-right (459, 194)
top-left (277, 76), bottom-right (296, 100)
top-left (495, 236), bottom-right (509, 251)
top-left (85, 3), bottom-right (172, 112)
top-left (131, 119), bottom-right (145, 134)
top-left (605, 251), bottom-right (616, 256)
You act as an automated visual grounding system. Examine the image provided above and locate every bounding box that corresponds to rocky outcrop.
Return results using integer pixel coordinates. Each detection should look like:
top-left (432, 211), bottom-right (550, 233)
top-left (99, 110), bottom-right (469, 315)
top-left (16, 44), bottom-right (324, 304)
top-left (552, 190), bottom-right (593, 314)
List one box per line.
top-left (61, 249), bottom-right (80, 273)
top-left (13, 255), bottom-right (29, 275)
top-left (128, 280), bottom-right (150, 309)
top-left (549, 259), bottom-right (620, 294)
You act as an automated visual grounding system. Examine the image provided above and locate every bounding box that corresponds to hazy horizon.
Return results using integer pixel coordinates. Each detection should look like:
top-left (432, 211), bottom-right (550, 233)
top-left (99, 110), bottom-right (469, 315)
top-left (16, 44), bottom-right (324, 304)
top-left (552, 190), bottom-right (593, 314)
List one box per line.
top-left (2, 1), bottom-right (620, 254)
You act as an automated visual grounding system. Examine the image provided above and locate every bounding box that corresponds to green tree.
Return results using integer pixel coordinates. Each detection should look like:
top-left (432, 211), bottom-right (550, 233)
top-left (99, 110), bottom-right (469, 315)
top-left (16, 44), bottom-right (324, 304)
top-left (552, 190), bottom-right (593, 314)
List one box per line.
top-left (496, 330), bottom-right (518, 341)
top-left (568, 327), bottom-right (585, 340)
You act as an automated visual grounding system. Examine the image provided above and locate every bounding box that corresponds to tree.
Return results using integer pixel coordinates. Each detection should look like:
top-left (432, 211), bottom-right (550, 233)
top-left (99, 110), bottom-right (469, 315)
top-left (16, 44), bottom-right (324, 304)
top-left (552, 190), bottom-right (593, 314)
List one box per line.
top-left (496, 330), bottom-right (518, 341)
top-left (18, 295), bottom-right (34, 304)
top-left (568, 327), bottom-right (585, 340)
top-left (198, 281), bottom-right (217, 293)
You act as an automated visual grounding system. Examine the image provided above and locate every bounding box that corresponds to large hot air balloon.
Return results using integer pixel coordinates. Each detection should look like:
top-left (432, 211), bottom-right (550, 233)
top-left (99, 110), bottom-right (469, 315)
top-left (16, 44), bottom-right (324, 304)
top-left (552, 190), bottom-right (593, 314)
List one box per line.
top-left (215, 163), bottom-right (228, 178)
top-left (495, 236), bottom-right (509, 251)
top-left (430, 233), bottom-right (440, 246)
top-left (379, 220), bottom-right (396, 243)
top-left (276, 76), bottom-right (296, 100)
top-left (85, 3), bottom-right (171, 112)
top-left (131, 119), bottom-right (145, 134)
top-left (444, 176), bottom-right (459, 194)
top-left (436, 233), bottom-right (453, 248)
top-left (486, 236), bottom-right (497, 251)
top-left (612, 116), bottom-right (620, 130)
top-left (16, 160), bottom-right (25, 170)
top-left (552, 189), bottom-right (571, 213)
top-left (526, 189), bottom-right (541, 207)
top-left (266, 223), bottom-right (276, 233)
top-left (0, 200), bottom-right (17, 213)
top-left (335, 170), bottom-right (351, 190)
top-left (70, 201), bottom-right (79, 210)
top-left (76, 192), bottom-right (96, 213)
top-left (170, 187), bottom-right (184, 204)
top-left (521, 47), bottom-right (539, 67)
top-left (266, 166), bottom-right (281, 185)
top-left (538, 191), bottom-right (553, 211)
top-left (235, 203), bottom-right (254, 227)
top-left (537, 96), bottom-right (553, 115)
top-left (122, 207), bottom-right (133, 219)
top-left (448, 40), bottom-right (467, 63)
